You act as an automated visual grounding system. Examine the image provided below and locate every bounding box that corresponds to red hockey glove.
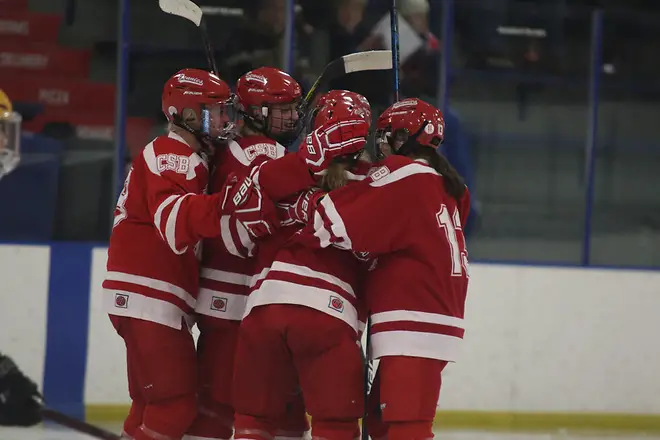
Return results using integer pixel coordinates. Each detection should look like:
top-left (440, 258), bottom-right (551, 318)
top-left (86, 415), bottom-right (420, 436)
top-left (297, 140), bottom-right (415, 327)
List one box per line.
top-left (221, 173), bottom-right (279, 239)
top-left (297, 118), bottom-right (369, 176)
top-left (277, 187), bottom-right (326, 226)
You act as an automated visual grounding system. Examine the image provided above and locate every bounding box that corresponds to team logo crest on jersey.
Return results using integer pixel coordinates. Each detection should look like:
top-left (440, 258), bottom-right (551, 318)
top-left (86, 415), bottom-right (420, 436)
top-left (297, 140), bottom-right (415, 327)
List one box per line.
top-left (211, 296), bottom-right (228, 312)
top-left (328, 296), bottom-right (344, 313)
top-left (114, 293), bottom-right (129, 308)
top-left (369, 166), bottom-right (390, 182)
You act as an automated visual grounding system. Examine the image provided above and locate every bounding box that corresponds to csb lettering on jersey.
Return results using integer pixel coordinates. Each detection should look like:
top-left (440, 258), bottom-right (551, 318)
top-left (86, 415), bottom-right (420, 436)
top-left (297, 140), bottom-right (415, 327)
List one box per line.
top-left (156, 153), bottom-right (190, 174)
top-left (244, 143), bottom-right (280, 162)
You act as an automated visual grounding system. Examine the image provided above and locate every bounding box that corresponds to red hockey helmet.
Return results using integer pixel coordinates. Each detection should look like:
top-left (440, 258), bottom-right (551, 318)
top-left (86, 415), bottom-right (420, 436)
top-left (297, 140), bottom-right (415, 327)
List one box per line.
top-left (162, 68), bottom-right (237, 146)
top-left (311, 91), bottom-right (372, 163)
top-left (313, 90), bottom-right (372, 127)
top-left (236, 67), bottom-right (302, 145)
top-left (313, 91), bottom-right (372, 129)
top-left (375, 98), bottom-right (445, 158)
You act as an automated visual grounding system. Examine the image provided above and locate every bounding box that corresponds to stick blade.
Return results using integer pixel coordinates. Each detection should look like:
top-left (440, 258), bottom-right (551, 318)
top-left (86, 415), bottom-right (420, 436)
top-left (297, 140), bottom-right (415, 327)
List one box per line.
top-left (342, 50), bottom-right (393, 74)
top-left (159, 0), bottom-right (203, 27)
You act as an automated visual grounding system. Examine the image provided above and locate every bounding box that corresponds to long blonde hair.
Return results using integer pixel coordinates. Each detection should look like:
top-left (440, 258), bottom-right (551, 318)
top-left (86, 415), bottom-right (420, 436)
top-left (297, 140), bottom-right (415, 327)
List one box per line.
top-left (320, 150), bottom-right (371, 191)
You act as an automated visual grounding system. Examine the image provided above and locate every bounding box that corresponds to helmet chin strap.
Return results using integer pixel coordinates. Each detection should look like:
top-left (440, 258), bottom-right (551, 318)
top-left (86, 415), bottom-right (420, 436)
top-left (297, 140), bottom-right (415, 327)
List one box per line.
top-left (241, 106), bottom-right (301, 148)
top-left (172, 113), bottom-right (223, 154)
top-left (241, 109), bottom-right (266, 136)
top-left (393, 122), bottom-right (428, 157)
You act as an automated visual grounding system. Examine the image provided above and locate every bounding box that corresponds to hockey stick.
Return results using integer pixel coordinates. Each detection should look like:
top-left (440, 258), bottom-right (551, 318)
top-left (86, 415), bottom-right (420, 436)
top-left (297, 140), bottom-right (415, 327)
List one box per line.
top-left (361, 317), bottom-right (373, 440)
top-left (41, 407), bottom-right (120, 440)
top-left (361, 8), bottom-right (400, 439)
top-left (158, 0), bottom-right (219, 74)
top-left (390, 0), bottom-right (401, 101)
top-left (301, 50), bottom-right (393, 112)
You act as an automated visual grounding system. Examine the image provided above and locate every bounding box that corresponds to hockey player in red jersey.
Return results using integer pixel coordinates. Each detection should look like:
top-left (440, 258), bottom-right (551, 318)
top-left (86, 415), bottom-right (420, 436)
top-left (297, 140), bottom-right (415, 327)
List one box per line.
top-left (103, 68), bottom-right (279, 440)
top-left (191, 70), bottom-right (370, 440)
top-left (295, 98), bottom-right (470, 440)
top-left (231, 92), bottom-right (373, 440)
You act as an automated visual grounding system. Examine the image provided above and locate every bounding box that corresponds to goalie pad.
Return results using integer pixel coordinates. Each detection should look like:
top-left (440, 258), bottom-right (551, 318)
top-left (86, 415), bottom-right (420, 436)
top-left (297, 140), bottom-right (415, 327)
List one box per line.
top-left (0, 352), bottom-right (43, 427)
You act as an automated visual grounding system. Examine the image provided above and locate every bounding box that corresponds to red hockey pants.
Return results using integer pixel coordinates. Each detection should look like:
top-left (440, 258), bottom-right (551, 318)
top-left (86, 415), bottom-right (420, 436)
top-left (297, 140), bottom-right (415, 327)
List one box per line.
top-left (366, 356), bottom-right (448, 440)
top-left (190, 315), bottom-right (309, 440)
top-left (233, 304), bottom-right (364, 440)
top-left (110, 315), bottom-right (197, 440)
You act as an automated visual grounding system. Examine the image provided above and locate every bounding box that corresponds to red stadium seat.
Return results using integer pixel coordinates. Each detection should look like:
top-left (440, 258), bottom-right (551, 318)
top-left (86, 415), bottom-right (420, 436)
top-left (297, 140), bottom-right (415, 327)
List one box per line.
top-left (0, 75), bottom-right (115, 112)
top-left (0, 0), bottom-right (28, 12)
top-left (0, 43), bottom-right (91, 77)
top-left (23, 110), bottom-right (155, 152)
top-left (0, 11), bottom-right (62, 43)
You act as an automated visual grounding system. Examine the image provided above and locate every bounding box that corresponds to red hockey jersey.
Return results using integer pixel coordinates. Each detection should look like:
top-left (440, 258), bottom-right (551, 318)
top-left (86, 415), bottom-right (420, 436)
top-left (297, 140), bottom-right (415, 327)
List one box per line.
top-left (299, 155), bottom-right (470, 362)
top-left (246, 244), bottom-right (368, 334)
top-left (197, 135), bottom-right (315, 322)
top-left (245, 162), bottom-right (375, 335)
top-left (103, 132), bottom-right (229, 329)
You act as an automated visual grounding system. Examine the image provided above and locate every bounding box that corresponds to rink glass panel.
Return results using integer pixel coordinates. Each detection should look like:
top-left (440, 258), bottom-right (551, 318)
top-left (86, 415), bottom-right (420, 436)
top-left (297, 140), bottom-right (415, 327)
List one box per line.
top-left (445, 0), bottom-right (593, 264)
top-left (588, 9), bottom-right (660, 268)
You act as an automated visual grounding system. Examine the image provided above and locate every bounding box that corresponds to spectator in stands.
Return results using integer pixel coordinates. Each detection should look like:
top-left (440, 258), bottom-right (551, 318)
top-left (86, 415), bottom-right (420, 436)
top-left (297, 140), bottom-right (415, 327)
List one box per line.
top-left (222, 0), bottom-right (287, 80)
top-left (325, 0), bottom-right (390, 107)
top-left (222, 0), bottom-right (310, 82)
top-left (328, 0), bottom-right (379, 60)
top-left (398, 0), bottom-right (441, 97)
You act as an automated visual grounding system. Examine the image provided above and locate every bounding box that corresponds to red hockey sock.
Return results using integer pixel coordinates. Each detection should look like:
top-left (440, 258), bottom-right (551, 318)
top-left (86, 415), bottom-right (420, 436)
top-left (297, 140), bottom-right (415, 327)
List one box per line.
top-left (234, 413), bottom-right (277, 440)
top-left (273, 397), bottom-right (309, 439)
top-left (311, 420), bottom-right (360, 440)
top-left (365, 416), bottom-right (388, 440)
top-left (186, 399), bottom-right (234, 440)
top-left (387, 421), bottom-right (434, 440)
top-left (136, 394), bottom-right (197, 439)
top-left (123, 400), bottom-right (146, 439)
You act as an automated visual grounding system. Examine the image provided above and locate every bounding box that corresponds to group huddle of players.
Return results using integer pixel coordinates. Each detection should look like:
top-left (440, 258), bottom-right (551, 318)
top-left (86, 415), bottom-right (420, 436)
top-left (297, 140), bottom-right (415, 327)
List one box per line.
top-left (104, 65), bottom-right (470, 440)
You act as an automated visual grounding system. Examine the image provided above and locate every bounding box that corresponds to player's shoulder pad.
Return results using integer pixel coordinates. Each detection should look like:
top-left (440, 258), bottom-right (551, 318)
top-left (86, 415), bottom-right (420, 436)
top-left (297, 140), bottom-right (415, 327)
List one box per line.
top-left (367, 155), bottom-right (439, 188)
top-left (143, 132), bottom-right (207, 181)
top-left (228, 135), bottom-right (286, 167)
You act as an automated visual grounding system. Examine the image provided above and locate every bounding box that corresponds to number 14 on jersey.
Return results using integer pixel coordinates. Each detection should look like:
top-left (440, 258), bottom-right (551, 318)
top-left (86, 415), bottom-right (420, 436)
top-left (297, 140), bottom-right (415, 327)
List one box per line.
top-left (436, 204), bottom-right (469, 277)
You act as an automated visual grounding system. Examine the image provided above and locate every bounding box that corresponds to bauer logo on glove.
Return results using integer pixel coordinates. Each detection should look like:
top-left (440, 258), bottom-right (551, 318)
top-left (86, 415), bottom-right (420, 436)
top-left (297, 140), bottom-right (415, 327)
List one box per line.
top-left (305, 136), bottom-right (316, 155)
top-left (232, 176), bottom-right (254, 207)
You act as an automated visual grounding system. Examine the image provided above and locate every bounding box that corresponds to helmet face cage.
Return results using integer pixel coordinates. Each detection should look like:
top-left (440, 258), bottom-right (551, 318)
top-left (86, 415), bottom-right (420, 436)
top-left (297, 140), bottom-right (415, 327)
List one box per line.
top-left (237, 98), bottom-right (303, 148)
top-left (262, 99), bottom-right (303, 145)
top-left (0, 112), bottom-right (21, 180)
top-left (200, 95), bottom-right (238, 142)
top-left (375, 126), bottom-right (410, 160)
top-left (236, 67), bottom-right (303, 147)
